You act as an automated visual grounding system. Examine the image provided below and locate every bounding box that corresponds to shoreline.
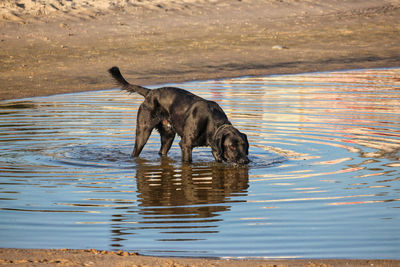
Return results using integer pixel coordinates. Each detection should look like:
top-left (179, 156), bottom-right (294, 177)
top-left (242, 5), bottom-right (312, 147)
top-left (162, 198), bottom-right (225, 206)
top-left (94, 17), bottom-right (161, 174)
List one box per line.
top-left (3, 66), bottom-right (399, 103)
top-left (1, 248), bottom-right (399, 267)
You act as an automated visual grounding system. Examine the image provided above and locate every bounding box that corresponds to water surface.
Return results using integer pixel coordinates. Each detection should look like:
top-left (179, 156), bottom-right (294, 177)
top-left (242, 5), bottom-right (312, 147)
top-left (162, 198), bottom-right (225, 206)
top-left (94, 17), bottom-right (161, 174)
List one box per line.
top-left (1, 68), bottom-right (399, 258)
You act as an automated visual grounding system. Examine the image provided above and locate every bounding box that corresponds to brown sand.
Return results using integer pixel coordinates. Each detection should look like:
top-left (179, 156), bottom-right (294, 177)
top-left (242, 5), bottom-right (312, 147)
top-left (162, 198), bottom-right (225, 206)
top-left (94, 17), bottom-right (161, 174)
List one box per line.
top-left (1, 0), bottom-right (399, 100)
top-left (1, 0), bottom-right (400, 266)
top-left (1, 248), bottom-right (400, 267)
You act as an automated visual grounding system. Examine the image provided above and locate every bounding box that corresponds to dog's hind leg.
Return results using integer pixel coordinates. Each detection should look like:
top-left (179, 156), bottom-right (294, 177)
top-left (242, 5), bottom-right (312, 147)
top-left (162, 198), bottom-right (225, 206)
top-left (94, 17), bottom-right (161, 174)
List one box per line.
top-left (132, 105), bottom-right (156, 157)
top-left (132, 126), bottom-right (153, 157)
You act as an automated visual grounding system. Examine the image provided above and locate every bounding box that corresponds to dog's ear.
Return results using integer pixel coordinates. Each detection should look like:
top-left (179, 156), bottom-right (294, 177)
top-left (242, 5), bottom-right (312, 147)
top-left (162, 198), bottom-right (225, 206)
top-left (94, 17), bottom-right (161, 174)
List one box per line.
top-left (212, 131), bottom-right (226, 162)
top-left (241, 133), bottom-right (249, 154)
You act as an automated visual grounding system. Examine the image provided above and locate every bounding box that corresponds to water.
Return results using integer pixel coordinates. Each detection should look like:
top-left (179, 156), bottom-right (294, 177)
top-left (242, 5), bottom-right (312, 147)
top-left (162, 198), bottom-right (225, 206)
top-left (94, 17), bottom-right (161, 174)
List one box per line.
top-left (0, 68), bottom-right (399, 259)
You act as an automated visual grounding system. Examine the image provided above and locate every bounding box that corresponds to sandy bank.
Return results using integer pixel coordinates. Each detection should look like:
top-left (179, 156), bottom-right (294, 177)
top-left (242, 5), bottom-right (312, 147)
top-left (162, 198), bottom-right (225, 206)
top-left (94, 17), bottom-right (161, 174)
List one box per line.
top-left (1, 248), bottom-right (400, 267)
top-left (0, 0), bottom-right (399, 100)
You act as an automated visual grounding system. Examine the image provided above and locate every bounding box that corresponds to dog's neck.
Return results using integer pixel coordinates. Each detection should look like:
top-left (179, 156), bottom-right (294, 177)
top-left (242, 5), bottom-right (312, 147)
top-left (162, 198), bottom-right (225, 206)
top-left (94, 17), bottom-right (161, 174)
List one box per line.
top-left (213, 124), bottom-right (232, 140)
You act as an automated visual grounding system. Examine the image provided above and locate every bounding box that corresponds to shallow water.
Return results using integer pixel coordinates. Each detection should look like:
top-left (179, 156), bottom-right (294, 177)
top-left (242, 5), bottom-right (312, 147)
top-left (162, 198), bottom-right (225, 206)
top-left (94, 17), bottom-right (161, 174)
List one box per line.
top-left (1, 68), bottom-right (399, 259)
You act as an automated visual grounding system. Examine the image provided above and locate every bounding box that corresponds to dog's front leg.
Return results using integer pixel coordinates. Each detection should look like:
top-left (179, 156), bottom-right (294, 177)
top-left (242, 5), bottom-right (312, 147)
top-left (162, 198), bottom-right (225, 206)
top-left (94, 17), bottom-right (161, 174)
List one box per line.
top-left (212, 149), bottom-right (223, 162)
top-left (158, 126), bottom-right (175, 156)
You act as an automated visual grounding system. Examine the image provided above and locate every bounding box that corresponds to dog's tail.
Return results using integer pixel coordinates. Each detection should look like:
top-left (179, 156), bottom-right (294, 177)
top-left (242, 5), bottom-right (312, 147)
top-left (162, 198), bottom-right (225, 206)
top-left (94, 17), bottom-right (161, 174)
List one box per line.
top-left (108, 66), bottom-right (150, 97)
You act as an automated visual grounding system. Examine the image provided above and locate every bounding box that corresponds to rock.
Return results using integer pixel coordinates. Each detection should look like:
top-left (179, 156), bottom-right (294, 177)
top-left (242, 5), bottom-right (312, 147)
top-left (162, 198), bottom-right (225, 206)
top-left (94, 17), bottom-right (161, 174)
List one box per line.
top-left (272, 45), bottom-right (288, 50)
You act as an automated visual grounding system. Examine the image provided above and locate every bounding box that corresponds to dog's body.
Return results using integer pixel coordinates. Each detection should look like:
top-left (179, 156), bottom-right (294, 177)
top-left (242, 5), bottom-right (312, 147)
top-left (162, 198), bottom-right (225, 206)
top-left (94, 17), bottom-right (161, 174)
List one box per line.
top-left (109, 67), bottom-right (249, 164)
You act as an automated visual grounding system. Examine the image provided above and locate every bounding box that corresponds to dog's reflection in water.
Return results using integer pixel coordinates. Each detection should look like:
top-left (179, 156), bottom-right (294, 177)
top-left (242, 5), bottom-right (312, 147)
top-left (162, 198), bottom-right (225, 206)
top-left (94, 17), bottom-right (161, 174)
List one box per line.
top-left (135, 157), bottom-right (249, 220)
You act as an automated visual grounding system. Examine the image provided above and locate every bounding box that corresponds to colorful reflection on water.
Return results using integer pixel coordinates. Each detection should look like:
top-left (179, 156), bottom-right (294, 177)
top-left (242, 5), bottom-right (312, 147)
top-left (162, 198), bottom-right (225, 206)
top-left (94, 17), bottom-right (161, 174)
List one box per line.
top-left (0, 68), bottom-right (399, 258)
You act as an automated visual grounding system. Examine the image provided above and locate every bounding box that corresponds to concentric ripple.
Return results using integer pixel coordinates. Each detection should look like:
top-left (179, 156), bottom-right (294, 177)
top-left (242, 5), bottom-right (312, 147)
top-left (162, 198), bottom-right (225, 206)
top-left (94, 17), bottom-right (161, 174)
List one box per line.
top-left (0, 68), bottom-right (399, 258)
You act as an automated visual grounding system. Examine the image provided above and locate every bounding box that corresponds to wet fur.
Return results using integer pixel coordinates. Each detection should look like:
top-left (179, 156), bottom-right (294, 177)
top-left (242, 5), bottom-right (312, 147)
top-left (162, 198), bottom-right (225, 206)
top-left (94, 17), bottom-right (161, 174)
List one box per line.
top-left (108, 66), bottom-right (249, 164)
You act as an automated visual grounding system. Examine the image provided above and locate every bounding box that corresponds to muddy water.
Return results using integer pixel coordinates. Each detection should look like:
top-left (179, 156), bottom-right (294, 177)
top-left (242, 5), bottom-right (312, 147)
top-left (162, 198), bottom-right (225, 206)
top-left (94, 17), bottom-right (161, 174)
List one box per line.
top-left (0, 68), bottom-right (399, 258)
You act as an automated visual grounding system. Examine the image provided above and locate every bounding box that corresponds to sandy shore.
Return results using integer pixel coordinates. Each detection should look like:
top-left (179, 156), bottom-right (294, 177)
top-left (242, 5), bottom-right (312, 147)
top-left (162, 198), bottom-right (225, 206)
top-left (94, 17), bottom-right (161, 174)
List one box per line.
top-left (1, 248), bottom-right (400, 267)
top-left (1, 0), bottom-right (400, 266)
top-left (1, 0), bottom-right (400, 100)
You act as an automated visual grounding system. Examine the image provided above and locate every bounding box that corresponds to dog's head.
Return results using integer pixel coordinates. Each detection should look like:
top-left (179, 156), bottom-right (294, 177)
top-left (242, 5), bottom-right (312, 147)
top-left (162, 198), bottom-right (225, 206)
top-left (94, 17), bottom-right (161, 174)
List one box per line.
top-left (212, 125), bottom-right (250, 165)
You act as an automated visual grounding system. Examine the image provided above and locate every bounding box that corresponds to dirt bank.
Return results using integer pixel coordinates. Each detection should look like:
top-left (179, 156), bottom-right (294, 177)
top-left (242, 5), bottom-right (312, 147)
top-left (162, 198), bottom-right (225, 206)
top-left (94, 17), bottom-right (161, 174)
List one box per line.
top-left (1, 248), bottom-right (400, 267)
top-left (1, 0), bottom-right (399, 100)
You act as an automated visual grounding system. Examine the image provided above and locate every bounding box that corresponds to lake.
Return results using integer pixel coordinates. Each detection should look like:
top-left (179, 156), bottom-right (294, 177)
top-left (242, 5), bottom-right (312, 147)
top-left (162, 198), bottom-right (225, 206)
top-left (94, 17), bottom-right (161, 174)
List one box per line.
top-left (0, 68), bottom-right (399, 259)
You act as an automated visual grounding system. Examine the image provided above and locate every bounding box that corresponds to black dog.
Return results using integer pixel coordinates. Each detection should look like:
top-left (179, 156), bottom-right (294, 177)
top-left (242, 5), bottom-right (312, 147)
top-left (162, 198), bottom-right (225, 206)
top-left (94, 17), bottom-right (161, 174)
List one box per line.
top-left (108, 67), bottom-right (249, 164)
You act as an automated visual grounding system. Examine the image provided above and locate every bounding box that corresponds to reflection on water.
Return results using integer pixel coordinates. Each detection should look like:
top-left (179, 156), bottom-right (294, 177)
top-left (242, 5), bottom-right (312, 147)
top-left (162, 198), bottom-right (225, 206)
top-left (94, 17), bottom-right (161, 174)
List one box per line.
top-left (0, 68), bottom-right (399, 258)
top-left (109, 159), bottom-right (249, 247)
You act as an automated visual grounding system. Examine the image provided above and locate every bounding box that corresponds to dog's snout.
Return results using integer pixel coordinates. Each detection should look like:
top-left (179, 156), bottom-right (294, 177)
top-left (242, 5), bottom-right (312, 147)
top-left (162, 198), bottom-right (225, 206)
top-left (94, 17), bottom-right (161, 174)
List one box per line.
top-left (238, 157), bottom-right (250, 165)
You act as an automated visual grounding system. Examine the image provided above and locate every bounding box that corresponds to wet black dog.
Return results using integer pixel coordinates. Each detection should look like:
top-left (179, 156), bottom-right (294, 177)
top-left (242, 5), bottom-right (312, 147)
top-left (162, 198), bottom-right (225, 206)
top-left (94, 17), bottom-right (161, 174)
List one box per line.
top-left (108, 67), bottom-right (249, 164)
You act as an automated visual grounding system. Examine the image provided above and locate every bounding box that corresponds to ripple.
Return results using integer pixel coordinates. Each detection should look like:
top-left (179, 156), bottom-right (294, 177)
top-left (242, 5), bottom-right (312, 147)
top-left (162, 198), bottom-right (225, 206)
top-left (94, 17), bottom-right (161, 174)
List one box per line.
top-left (47, 144), bottom-right (134, 169)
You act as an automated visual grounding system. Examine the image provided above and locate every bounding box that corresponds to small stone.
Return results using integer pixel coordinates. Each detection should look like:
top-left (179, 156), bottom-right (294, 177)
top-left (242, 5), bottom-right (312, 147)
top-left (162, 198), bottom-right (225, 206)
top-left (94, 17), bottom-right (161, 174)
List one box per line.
top-left (86, 248), bottom-right (99, 254)
top-left (116, 250), bottom-right (129, 256)
top-left (272, 45), bottom-right (288, 50)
